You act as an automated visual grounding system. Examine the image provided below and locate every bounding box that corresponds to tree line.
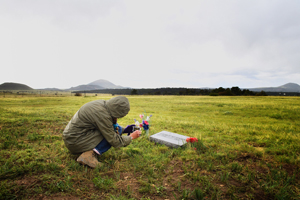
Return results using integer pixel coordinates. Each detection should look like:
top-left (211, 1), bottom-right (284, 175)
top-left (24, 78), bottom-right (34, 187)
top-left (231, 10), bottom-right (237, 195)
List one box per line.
top-left (209, 87), bottom-right (267, 96)
top-left (74, 87), bottom-right (268, 96)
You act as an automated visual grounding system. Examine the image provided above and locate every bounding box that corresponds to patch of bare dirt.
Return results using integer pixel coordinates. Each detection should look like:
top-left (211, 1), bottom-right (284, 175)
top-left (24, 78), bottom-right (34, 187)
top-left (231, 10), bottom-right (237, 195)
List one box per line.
top-left (253, 189), bottom-right (274, 200)
top-left (237, 152), bottom-right (261, 162)
top-left (15, 176), bottom-right (41, 189)
top-left (31, 193), bottom-right (80, 200)
top-left (249, 142), bottom-right (266, 147)
top-left (247, 163), bottom-right (270, 174)
top-left (281, 163), bottom-right (300, 178)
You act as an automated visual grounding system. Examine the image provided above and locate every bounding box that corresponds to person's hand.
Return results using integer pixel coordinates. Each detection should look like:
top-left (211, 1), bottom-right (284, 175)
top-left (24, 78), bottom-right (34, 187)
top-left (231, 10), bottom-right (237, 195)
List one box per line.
top-left (130, 130), bottom-right (141, 140)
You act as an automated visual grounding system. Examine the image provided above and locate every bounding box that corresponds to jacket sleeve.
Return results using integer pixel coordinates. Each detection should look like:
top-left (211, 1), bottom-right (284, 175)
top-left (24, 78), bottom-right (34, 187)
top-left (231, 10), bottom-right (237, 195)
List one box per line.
top-left (91, 111), bottom-right (132, 148)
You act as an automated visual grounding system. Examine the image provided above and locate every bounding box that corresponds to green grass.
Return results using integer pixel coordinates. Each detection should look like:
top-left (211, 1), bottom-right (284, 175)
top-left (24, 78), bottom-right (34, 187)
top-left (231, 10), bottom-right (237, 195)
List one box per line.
top-left (0, 95), bottom-right (300, 199)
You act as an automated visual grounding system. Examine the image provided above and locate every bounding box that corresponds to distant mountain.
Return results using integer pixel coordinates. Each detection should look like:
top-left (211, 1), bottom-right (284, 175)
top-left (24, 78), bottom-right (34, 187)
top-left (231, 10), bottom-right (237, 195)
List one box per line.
top-left (248, 83), bottom-right (300, 93)
top-left (65, 79), bottom-right (128, 91)
top-left (0, 82), bottom-right (33, 90)
top-left (39, 88), bottom-right (63, 91)
top-left (88, 79), bottom-right (126, 89)
top-left (67, 84), bottom-right (105, 91)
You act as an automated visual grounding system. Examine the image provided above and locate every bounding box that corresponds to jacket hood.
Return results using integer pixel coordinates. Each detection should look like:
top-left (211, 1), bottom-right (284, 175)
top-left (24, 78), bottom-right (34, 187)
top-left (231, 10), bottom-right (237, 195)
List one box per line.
top-left (106, 96), bottom-right (130, 118)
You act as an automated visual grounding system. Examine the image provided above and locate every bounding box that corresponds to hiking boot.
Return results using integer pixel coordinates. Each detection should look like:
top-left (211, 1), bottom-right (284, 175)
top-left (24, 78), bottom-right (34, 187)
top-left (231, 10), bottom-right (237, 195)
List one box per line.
top-left (77, 150), bottom-right (103, 169)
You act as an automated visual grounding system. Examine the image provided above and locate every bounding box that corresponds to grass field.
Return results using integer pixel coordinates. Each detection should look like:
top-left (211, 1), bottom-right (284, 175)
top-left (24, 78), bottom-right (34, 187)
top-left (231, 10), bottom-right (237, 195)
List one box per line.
top-left (0, 95), bottom-right (299, 199)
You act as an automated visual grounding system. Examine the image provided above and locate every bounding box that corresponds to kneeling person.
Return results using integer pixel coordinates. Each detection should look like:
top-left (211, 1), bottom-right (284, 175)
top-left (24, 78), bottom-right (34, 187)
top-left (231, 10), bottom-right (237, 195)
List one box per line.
top-left (62, 96), bottom-right (141, 168)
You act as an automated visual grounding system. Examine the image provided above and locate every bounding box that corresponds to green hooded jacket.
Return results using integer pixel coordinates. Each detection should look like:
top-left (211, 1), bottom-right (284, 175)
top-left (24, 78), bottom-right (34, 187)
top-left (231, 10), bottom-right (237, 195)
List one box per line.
top-left (63, 96), bottom-right (132, 154)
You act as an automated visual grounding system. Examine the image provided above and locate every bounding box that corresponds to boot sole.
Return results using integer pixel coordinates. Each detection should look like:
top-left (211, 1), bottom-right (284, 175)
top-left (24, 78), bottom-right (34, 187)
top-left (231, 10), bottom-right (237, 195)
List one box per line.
top-left (77, 157), bottom-right (96, 169)
top-left (77, 157), bottom-right (103, 169)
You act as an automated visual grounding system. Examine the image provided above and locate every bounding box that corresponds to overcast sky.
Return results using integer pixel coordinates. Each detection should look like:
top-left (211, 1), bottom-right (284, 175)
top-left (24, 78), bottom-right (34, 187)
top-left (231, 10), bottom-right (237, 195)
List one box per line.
top-left (1, 0), bottom-right (300, 89)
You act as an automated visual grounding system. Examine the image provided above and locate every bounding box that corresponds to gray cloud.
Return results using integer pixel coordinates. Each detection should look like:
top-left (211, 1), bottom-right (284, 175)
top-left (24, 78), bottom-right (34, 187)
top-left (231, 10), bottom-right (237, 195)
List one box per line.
top-left (1, 0), bottom-right (299, 89)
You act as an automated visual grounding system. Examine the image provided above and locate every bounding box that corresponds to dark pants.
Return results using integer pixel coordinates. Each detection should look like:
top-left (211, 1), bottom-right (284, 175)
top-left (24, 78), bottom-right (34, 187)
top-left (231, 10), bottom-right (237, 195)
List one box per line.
top-left (93, 125), bottom-right (122, 155)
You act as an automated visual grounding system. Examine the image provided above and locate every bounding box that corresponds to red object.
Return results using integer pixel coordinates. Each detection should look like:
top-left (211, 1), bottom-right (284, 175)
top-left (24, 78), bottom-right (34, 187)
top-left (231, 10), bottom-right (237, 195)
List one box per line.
top-left (186, 137), bottom-right (198, 143)
top-left (144, 121), bottom-right (149, 125)
top-left (139, 124), bottom-right (143, 127)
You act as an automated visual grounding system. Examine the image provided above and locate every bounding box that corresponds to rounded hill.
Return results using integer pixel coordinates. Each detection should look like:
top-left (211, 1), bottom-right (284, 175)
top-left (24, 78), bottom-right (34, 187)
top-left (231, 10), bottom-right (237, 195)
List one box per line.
top-left (0, 82), bottom-right (33, 90)
top-left (87, 79), bottom-right (124, 89)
